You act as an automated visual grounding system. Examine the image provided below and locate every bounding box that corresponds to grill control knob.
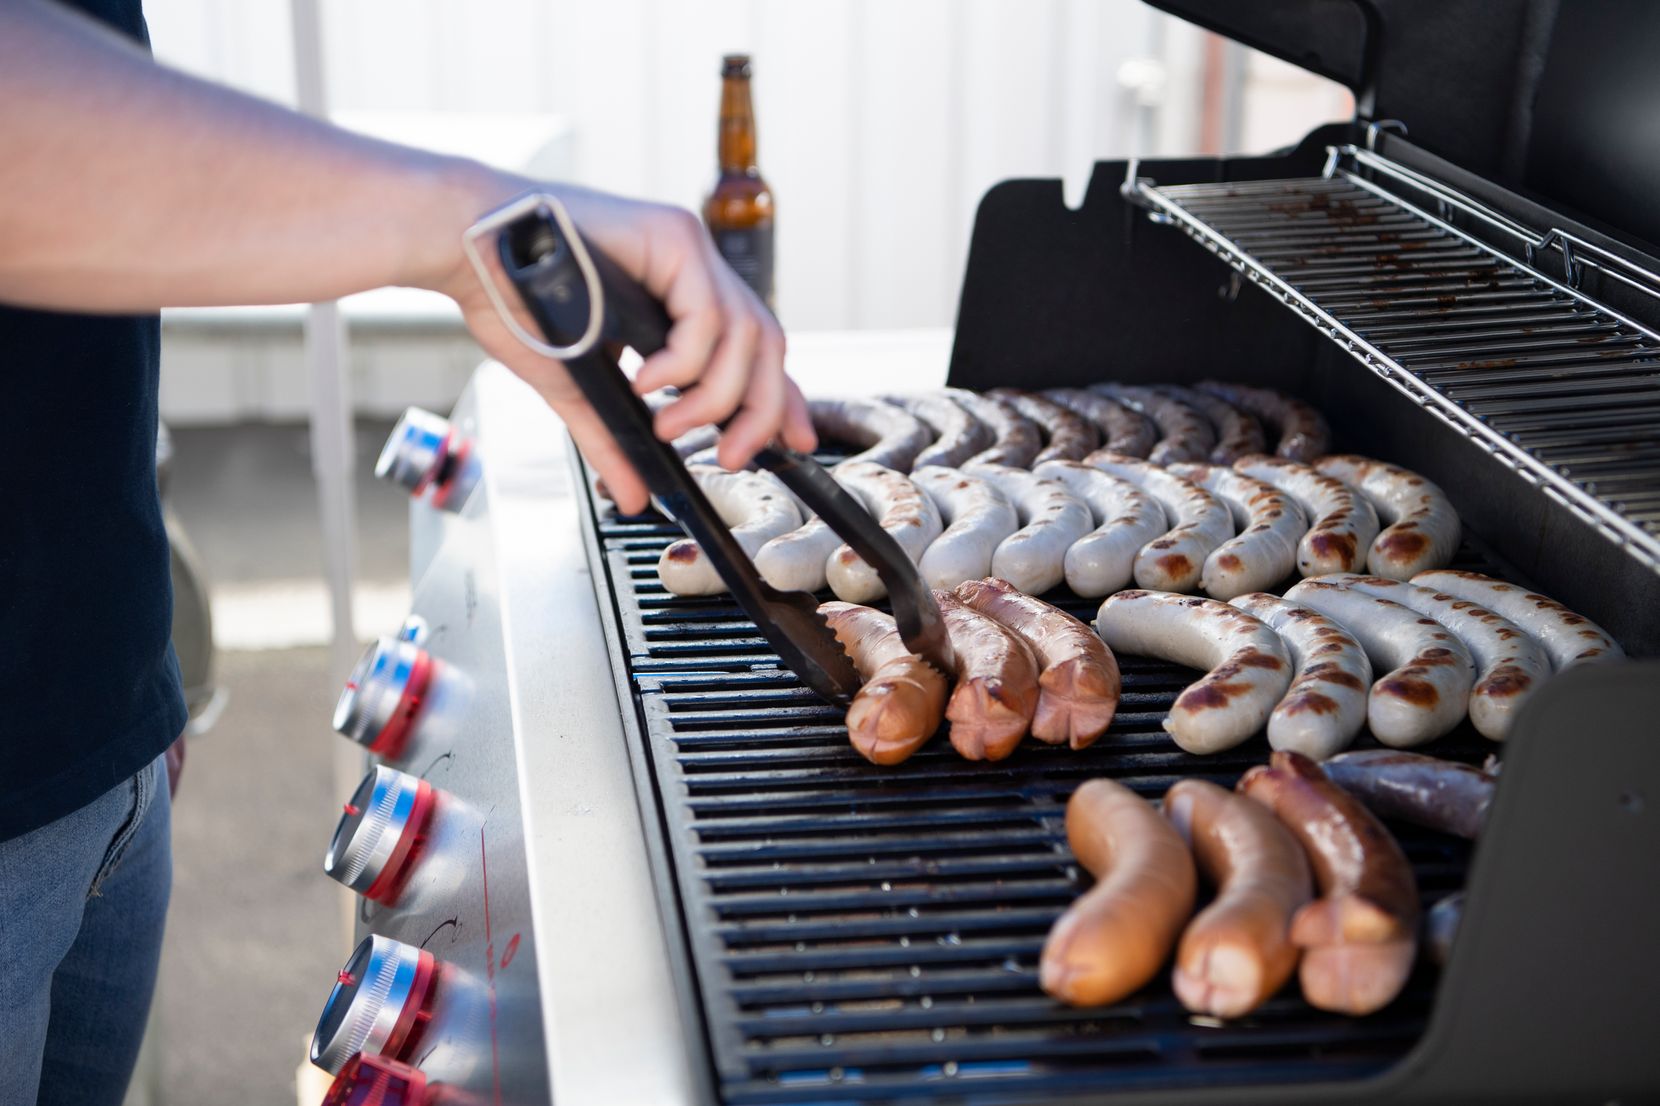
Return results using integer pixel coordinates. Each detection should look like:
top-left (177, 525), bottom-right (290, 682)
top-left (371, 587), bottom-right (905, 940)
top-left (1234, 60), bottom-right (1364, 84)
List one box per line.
top-left (311, 935), bottom-right (439, 1075)
top-left (333, 637), bottom-right (434, 758)
top-left (376, 407), bottom-right (470, 507)
top-left (324, 766), bottom-right (437, 905)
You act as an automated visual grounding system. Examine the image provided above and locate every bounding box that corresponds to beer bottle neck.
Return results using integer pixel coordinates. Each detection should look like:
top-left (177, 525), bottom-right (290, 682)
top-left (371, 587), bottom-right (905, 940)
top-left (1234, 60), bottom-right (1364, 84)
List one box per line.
top-left (717, 76), bottom-right (758, 174)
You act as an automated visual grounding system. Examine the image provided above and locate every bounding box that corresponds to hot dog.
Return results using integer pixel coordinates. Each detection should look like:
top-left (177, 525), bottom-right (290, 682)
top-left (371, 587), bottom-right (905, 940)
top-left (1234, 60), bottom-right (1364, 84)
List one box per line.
top-left (1041, 388), bottom-right (1159, 458)
top-left (1196, 381), bottom-right (1332, 461)
top-left (885, 393), bottom-right (994, 469)
top-left (807, 397), bottom-right (932, 471)
top-left (1409, 569), bottom-right (1623, 671)
top-left (1321, 574), bottom-right (1550, 741)
top-left (954, 577), bottom-right (1120, 748)
top-left (1284, 579), bottom-right (1476, 747)
top-left (948, 389), bottom-right (1043, 468)
top-left (1094, 590), bottom-right (1292, 754)
top-left (1040, 778), bottom-right (1198, 1006)
top-left (1234, 455), bottom-right (1379, 576)
top-left (1238, 750), bottom-right (1419, 1016)
top-left (819, 601), bottom-right (947, 765)
top-left (988, 388), bottom-right (1101, 463)
top-left (1033, 459), bottom-right (1168, 597)
top-left (1167, 462), bottom-right (1307, 599)
top-left (1228, 592), bottom-right (1372, 760)
top-left (1084, 451), bottom-right (1234, 593)
top-left (934, 589), bottom-right (1041, 761)
top-left (1314, 455), bottom-right (1461, 580)
top-left (965, 463), bottom-right (1095, 595)
top-left (1165, 778), bottom-right (1313, 1017)
top-left (911, 466), bottom-right (1019, 589)
top-left (657, 466), bottom-right (805, 596)
top-left (1323, 749), bottom-right (1495, 839)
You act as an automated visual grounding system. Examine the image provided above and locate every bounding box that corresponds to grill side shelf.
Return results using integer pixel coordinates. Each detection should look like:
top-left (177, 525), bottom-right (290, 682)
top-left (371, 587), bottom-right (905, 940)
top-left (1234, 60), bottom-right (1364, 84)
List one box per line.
top-left (583, 477), bottom-right (1500, 1105)
top-left (1129, 157), bottom-right (1660, 578)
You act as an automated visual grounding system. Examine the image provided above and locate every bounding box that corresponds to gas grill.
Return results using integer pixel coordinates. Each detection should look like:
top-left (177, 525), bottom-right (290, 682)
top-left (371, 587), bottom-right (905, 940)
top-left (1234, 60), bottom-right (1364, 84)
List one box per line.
top-left (314, 2), bottom-right (1660, 1102)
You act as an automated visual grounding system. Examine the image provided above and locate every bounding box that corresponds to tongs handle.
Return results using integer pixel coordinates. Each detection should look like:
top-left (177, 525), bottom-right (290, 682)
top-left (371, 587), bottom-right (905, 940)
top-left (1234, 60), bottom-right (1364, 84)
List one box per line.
top-left (485, 195), bottom-right (951, 678)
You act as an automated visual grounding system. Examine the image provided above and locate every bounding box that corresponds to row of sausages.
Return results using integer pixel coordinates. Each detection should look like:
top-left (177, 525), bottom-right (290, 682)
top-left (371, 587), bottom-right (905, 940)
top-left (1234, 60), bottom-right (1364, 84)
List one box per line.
top-left (1096, 573), bottom-right (1622, 756)
top-left (1044, 749), bottom-right (1495, 1019)
top-left (810, 382), bottom-right (1333, 470)
top-left (820, 578), bottom-right (1121, 764)
top-left (657, 447), bottom-right (1462, 605)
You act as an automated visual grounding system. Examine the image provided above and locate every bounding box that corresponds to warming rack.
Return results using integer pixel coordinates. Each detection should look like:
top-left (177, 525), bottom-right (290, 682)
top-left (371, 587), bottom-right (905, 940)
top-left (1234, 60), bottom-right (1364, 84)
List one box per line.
top-left (1125, 145), bottom-right (1660, 576)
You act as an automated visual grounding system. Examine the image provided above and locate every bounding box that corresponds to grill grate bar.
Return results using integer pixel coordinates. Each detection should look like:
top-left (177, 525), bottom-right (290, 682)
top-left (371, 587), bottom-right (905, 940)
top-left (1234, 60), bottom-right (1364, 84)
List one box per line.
top-left (1135, 154), bottom-right (1660, 565)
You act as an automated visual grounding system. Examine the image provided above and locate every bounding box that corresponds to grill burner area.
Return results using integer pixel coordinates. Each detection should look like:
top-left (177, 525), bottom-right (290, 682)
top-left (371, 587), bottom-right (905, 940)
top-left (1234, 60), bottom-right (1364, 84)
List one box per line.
top-left (588, 487), bottom-right (1495, 1104)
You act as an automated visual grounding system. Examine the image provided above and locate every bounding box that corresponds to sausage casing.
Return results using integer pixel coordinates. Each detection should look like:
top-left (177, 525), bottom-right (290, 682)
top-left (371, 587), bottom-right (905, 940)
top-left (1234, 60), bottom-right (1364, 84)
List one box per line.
top-left (1285, 579), bottom-right (1476, 747)
top-left (1041, 388), bottom-right (1159, 458)
top-left (1094, 590), bottom-right (1293, 755)
top-left (1196, 381), bottom-right (1332, 461)
top-left (1165, 778), bottom-right (1313, 1018)
top-left (1323, 573), bottom-right (1550, 741)
top-left (967, 463), bottom-right (1095, 595)
top-left (1324, 749), bottom-right (1495, 839)
top-left (1085, 451), bottom-right (1234, 593)
top-left (824, 463), bottom-right (944, 603)
top-left (884, 393), bottom-right (994, 469)
top-left (819, 601), bottom-right (947, 765)
top-left (1235, 455), bottom-right (1379, 577)
top-left (911, 466), bottom-right (1019, 590)
top-left (807, 397), bottom-right (932, 471)
top-left (1314, 455), bottom-right (1461, 580)
top-left (1167, 462), bottom-right (1306, 599)
top-left (934, 589), bottom-right (1041, 761)
top-left (948, 389), bottom-right (1043, 468)
top-left (1092, 384), bottom-right (1216, 465)
top-left (1034, 459), bottom-right (1168, 597)
top-left (1040, 779), bottom-right (1198, 1006)
top-left (988, 388), bottom-right (1100, 463)
top-left (1228, 592), bottom-right (1371, 760)
top-left (1410, 569), bottom-right (1623, 671)
top-left (657, 467), bottom-right (805, 597)
top-left (1238, 750), bottom-right (1419, 1015)
top-left (955, 577), bottom-right (1120, 748)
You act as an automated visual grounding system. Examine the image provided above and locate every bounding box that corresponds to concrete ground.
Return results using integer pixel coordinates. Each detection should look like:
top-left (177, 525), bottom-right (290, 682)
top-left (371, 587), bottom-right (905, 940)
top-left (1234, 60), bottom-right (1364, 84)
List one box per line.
top-left (144, 420), bottom-right (409, 1106)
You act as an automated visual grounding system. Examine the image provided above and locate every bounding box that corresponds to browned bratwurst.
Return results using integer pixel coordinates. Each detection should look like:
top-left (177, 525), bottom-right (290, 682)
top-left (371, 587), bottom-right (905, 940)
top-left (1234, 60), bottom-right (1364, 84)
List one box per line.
top-left (1165, 779), bottom-right (1313, 1018)
top-left (933, 590), bottom-right (1042, 761)
top-left (1239, 751), bottom-right (1420, 1016)
top-left (819, 602), bottom-right (947, 765)
top-left (1041, 779), bottom-right (1198, 1006)
top-left (988, 388), bottom-right (1100, 464)
top-left (953, 577), bottom-right (1120, 749)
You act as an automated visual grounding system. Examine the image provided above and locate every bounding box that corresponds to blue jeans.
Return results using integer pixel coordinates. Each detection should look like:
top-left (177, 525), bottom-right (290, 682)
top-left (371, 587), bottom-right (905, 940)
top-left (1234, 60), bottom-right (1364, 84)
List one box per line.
top-left (0, 755), bottom-right (171, 1106)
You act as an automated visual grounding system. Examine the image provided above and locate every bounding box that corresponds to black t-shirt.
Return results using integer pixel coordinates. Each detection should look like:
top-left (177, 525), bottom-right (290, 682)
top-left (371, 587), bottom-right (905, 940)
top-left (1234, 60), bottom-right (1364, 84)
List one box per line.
top-left (0, 0), bottom-right (187, 842)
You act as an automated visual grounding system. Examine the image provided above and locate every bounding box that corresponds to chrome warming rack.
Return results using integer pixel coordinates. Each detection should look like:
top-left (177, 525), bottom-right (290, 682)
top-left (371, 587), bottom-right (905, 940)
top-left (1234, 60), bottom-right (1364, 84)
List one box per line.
top-left (1126, 144), bottom-right (1660, 575)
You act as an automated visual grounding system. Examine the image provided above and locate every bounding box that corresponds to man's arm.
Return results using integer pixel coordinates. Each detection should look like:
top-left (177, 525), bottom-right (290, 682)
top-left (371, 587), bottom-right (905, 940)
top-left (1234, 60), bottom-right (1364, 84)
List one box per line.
top-left (0, 0), bottom-right (812, 510)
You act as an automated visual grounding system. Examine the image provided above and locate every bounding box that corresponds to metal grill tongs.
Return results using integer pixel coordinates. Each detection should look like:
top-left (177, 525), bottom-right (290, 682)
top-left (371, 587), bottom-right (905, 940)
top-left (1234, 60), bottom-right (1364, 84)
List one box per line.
top-left (462, 194), bottom-right (952, 705)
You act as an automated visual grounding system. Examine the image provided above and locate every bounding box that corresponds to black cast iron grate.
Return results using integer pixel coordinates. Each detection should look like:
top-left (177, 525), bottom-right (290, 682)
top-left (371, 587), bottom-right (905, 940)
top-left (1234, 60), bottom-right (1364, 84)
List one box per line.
top-left (588, 495), bottom-right (1493, 1104)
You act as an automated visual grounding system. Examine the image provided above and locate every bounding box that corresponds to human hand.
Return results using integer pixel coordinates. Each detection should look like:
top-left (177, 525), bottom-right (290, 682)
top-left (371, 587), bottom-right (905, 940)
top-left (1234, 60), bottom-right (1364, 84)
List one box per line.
top-left (421, 169), bottom-right (815, 513)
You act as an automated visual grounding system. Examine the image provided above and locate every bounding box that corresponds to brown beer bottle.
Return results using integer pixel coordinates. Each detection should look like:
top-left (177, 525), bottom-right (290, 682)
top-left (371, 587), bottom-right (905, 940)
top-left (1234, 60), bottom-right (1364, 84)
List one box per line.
top-left (703, 54), bottom-right (775, 307)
